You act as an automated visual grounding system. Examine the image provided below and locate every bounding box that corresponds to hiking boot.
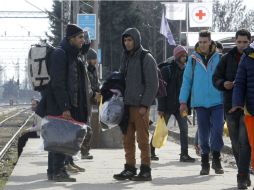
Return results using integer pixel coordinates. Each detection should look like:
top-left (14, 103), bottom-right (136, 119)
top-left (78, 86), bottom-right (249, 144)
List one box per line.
top-left (113, 164), bottom-right (137, 180)
top-left (81, 154), bottom-right (93, 160)
top-left (65, 163), bottom-right (79, 173)
top-left (131, 164), bottom-right (152, 181)
top-left (180, 154), bottom-right (196, 163)
top-left (151, 155), bottom-right (159, 161)
top-left (70, 163), bottom-right (85, 172)
top-left (53, 169), bottom-right (76, 182)
top-left (212, 151), bottom-right (224, 174)
top-left (200, 154), bottom-right (210, 175)
top-left (237, 174), bottom-right (248, 189)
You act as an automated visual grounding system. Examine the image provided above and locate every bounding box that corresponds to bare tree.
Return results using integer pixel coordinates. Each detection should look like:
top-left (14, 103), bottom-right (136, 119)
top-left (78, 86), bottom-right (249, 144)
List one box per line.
top-left (213, 0), bottom-right (254, 32)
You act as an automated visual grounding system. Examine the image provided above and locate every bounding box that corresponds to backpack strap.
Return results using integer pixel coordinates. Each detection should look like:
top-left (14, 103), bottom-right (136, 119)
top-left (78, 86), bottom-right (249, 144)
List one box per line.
top-left (140, 49), bottom-right (151, 84)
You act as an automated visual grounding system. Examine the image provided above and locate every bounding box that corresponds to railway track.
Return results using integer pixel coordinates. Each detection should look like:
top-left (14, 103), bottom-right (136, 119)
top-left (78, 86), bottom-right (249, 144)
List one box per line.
top-left (0, 109), bottom-right (34, 160)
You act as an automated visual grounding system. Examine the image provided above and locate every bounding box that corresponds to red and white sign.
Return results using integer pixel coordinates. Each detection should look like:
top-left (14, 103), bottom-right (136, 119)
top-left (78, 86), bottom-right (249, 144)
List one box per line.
top-left (189, 3), bottom-right (213, 28)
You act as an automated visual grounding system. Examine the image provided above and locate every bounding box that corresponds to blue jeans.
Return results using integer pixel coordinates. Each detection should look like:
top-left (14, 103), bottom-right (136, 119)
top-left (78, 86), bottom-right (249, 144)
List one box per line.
top-left (196, 105), bottom-right (224, 155)
top-left (226, 110), bottom-right (251, 174)
top-left (48, 152), bottom-right (65, 175)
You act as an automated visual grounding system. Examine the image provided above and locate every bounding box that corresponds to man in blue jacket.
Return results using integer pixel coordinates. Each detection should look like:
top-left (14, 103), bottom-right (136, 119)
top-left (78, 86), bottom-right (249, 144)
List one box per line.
top-left (179, 30), bottom-right (224, 175)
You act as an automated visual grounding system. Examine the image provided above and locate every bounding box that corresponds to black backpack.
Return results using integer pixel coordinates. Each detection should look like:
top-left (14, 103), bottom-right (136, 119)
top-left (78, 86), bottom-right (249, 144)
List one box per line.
top-left (140, 50), bottom-right (167, 97)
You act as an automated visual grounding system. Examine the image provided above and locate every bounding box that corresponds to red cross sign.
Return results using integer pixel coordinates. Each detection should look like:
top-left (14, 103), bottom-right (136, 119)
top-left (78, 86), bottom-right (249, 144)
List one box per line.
top-left (195, 10), bottom-right (206, 20)
top-left (189, 3), bottom-right (212, 27)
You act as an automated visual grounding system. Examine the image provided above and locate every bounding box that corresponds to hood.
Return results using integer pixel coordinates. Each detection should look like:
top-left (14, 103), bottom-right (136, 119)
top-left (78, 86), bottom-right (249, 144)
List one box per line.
top-left (194, 40), bottom-right (216, 56)
top-left (121, 28), bottom-right (141, 52)
top-left (60, 37), bottom-right (80, 56)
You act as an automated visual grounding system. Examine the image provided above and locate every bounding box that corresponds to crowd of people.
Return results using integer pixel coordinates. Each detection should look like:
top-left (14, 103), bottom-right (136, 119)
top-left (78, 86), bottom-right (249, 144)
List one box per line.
top-left (19, 24), bottom-right (254, 190)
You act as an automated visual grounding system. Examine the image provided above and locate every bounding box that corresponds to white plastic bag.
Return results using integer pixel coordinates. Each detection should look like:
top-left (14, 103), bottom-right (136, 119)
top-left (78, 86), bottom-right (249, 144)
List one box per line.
top-left (100, 95), bottom-right (124, 129)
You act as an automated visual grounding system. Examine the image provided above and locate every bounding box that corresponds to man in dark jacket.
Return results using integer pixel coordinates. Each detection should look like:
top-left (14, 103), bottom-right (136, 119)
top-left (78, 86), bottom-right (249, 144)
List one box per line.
top-left (213, 29), bottom-right (251, 189)
top-left (113, 28), bottom-right (158, 181)
top-left (45, 24), bottom-right (91, 182)
top-left (154, 45), bottom-right (195, 163)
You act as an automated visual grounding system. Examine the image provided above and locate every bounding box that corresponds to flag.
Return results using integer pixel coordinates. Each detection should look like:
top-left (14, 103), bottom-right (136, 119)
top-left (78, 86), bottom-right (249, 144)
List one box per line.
top-left (160, 10), bottom-right (176, 45)
top-left (165, 3), bottom-right (186, 20)
top-left (189, 3), bottom-right (213, 28)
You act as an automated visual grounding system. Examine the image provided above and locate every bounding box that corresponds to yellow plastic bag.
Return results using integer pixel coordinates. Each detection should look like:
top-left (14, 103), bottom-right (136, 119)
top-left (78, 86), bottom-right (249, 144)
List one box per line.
top-left (224, 122), bottom-right (229, 137)
top-left (152, 116), bottom-right (168, 148)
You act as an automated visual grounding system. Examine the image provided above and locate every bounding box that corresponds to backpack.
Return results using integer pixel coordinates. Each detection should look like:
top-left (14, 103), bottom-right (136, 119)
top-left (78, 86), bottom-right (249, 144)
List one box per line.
top-left (140, 50), bottom-right (167, 97)
top-left (28, 43), bottom-right (55, 92)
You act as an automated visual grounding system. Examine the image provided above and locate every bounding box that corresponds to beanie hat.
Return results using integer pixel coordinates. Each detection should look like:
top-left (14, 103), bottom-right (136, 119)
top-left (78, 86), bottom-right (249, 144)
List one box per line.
top-left (173, 45), bottom-right (187, 58)
top-left (66, 24), bottom-right (83, 39)
top-left (87, 48), bottom-right (97, 60)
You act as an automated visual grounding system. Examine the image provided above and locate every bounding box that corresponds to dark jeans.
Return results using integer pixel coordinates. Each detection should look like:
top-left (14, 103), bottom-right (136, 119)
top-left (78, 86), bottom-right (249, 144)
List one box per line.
top-left (196, 105), bottom-right (224, 155)
top-left (48, 152), bottom-right (65, 175)
top-left (81, 125), bottom-right (93, 156)
top-left (151, 111), bottom-right (188, 155)
top-left (18, 131), bottom-right (38, 157)
top-left (226, 110), bottom-right (251, 174)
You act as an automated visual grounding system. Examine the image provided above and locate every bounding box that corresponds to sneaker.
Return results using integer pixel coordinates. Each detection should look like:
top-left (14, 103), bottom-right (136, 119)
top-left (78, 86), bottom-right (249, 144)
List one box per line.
top-left (180, 154), bottom-right (196, 163)
top-left (113, 164), bottom-right (137, 180)
top-left (81, 154), bottom-right (93, 160)
top-left (131, 164), bottom-right (152, 181)
top-left (70, 163), bottom-right (85, 172)
top-left (65, 164), bottom-right (79, 173)
top-left (53, 170), bottom-right (76, 182)
top-left (151, 155), bottom-right (159, 161)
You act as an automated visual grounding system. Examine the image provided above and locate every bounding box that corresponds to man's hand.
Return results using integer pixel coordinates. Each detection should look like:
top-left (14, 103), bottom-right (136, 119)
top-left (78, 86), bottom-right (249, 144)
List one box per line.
top-left (139, 106), bottom-right (147, 116)
top-left (180, 103), bottom-right (188, 116)
top-left (228, 106), bottom-right (243, 113)
top-left (95, 92), bottom-right (101, 103)
top-left (224, 81), bottom-right (234, 90)
top-left (158, 111), bottom-right (165, 118)
top-left (62, 110), bottom-right (73, 120)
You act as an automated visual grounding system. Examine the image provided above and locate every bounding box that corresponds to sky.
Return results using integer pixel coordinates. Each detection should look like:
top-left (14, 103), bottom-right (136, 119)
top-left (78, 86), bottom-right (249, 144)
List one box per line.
top-left (0, 0), bottom-right (253, 85)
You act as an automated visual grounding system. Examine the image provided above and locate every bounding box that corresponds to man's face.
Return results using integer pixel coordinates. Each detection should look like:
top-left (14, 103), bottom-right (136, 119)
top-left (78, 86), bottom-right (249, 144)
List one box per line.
top-left (70, 33), bottom-right (85, 49)
top-left (216, 48), bottom-right (223, 53)
top-left (31, 100), bottom-right (37, 111)
top-left (124, 36), bottom-right (135, 51)
top-left (179, 53), bottom-right (188, 64)
top-left (235, 35), bottom-right (250, 53)
top-left (88, 59), bottom-right (97, 66)
top-left (198, 37), bottom-right (211, 54)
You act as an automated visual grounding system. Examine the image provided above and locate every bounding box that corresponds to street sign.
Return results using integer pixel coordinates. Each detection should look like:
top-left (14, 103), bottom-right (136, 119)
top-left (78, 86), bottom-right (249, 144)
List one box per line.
top-left (98, 48), bottom-right (101, 64)
top-left (77, 14), bottom-right (96, 40)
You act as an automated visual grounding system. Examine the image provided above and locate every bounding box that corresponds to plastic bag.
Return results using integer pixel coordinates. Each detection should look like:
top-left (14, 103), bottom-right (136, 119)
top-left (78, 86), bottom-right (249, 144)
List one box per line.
top-left (100, 95), bottom-right (124, 129)
top-left (152, 116), bottom-right (168, 148)
top-left (41, 116), bottom-right (87, 156)
top-left (223, 122), bottom-right (229, 137)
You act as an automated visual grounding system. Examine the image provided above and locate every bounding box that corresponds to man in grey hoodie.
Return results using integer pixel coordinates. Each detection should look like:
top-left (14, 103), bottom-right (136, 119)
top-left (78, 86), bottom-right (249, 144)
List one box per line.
top-left (113, 28), bottom-right (158, 181)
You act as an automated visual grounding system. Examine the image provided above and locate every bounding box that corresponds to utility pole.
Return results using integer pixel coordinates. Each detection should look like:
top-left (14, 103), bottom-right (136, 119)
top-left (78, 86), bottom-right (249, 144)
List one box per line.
top-left (72, 1), bottom-right (79, 24)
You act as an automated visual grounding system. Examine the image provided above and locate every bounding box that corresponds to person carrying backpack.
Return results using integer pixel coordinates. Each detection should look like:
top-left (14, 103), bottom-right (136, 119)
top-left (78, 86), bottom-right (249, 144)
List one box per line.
top-left (113, 27), bottom-right (158, 181)
top-left (151, 45), bottom-right (195, 163)
top-left (40, 24), bottom-right (92, 182)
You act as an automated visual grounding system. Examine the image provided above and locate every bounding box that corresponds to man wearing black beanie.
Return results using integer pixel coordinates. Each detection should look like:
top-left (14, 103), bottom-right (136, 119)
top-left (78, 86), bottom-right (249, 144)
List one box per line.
top-left (43, 24), bottom-right (92, 182)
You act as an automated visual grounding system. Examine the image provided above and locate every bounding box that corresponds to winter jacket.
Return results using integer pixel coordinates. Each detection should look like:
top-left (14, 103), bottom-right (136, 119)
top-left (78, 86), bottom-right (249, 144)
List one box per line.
top-left (39, 38), bottom-right (91, 122)
top-left (179, 42), bottom-right (223, 108)
top-left (157, 60), bottom-right (185, 114)
top-left (213, 47), bottom-right (241, 113)
top-left (119, 28), bottom-right (158, 107)
top-left (87, 64), bottom-right (100, 94)
top-left (233, 46), bottom-right (254, 116)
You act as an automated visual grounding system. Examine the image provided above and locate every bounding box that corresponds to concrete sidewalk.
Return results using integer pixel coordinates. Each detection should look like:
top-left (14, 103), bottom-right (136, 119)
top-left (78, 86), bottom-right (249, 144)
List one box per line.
top-left (4, 138), bottom-right (251, 190)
